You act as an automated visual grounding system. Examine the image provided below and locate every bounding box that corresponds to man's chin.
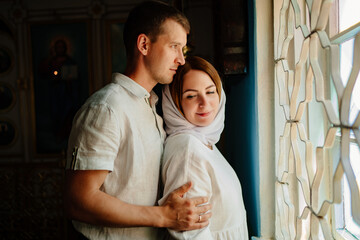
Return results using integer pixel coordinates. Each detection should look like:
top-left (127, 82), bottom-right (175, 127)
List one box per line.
top-left (157, 78), bottom-right (173, 85)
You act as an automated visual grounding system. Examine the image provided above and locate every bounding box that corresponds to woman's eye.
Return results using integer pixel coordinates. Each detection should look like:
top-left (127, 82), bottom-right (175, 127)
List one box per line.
top-left (186, 95), bottom-right (195, 99)
top-left (207, 91), bottom-right (215, 94)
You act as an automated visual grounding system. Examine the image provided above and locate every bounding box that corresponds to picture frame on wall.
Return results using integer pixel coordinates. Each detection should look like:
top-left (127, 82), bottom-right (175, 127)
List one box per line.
top-left (0, 118), bottom-right (17, 148)
top-left (214, 0), bottom-right (248, 76)
top-left (106, 20), bottom-right (127, 82)
top-left (0, 82), bottom-right (16, 112)
top-left (30, 22), bottom-right (91, 155)
top-left (223, 46), bottom-right (247, 75)
top-left (0, 46), bottom-right (13, 76)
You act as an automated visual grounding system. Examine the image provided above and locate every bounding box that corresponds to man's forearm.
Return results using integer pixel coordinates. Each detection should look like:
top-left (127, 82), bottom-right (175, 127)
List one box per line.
top-left (65, 189), bottom-right (165, 227)
top-left (64, 170), bottom-right (211, 230)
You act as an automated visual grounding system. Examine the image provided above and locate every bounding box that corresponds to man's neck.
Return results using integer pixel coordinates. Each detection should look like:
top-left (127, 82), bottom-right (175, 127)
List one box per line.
top-left (124, 65), bottom-right (157, 93)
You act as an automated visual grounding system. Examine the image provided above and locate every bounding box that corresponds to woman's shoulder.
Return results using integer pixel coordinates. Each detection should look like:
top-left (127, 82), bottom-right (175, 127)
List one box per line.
top-left (162, 134), bottom-right (211, 175)
top-left (163, 134), bottom-right (209, 166)
top-left (164, 133), bottom-right (204, 150)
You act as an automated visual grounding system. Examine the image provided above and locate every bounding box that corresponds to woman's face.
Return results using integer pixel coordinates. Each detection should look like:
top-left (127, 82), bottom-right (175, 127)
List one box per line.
top-left (181, 69), bottom-right (220, 127)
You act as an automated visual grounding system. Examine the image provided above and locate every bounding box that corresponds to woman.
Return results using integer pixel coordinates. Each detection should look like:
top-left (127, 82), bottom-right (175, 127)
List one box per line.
top-left (159, 56), bottom-right (248, 240)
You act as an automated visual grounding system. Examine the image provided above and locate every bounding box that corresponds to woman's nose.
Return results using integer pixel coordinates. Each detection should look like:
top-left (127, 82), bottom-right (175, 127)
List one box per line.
top-left (199, 95), bottom-right (207, 108)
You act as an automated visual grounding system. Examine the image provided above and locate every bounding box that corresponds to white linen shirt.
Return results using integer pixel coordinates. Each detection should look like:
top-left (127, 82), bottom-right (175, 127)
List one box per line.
top-left (66, 73), bottom-right (166, 240)
top-left (159, 134), bottom-right (248, 240)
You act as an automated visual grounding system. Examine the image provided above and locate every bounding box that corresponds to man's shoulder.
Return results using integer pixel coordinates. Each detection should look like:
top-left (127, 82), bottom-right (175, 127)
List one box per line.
top-left (86, 82), bottom-right (131, 106)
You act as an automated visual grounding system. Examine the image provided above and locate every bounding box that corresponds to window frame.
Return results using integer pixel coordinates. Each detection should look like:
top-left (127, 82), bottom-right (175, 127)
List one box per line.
top-left (328, 0), bottom-right (360, 239)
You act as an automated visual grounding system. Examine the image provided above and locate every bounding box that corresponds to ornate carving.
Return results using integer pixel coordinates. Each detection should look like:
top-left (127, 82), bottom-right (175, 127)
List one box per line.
top-left (0, 163), bottom-right (66, 239)
top-left (275, 0), bottom-right (360, 238)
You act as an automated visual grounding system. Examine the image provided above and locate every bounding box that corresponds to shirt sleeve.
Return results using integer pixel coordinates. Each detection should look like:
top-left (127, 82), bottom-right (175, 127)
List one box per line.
top-left (159, 137), bottom-right (214, 240)
top-left (66, 103), bottom-right (121, 171)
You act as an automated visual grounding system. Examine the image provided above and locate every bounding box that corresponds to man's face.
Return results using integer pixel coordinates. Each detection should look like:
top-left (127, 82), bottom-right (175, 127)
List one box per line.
top-left (144, 19), bottom-right (187, 85)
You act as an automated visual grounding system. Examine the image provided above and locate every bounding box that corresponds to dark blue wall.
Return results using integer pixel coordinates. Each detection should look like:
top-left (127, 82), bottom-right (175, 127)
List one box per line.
top-left (221, 0), bottom-right (260, 237)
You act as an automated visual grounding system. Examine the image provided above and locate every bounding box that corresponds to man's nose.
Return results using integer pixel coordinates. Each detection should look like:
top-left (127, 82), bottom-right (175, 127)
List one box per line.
top-left (176, 50), bottom-right (185, 65)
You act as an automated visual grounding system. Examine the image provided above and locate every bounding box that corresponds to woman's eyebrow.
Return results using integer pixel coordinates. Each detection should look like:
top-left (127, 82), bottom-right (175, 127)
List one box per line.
top-left (183, 88), bottom-right (197, 94)
top-left (183, 84), bottom-right (215, 94)
top-left (206, 84), bottom-right (216, 89)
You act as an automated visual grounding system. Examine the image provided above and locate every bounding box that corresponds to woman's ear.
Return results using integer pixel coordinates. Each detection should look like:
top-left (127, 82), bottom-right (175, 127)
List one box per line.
top-left (137, 34), bottom-right (150, 56)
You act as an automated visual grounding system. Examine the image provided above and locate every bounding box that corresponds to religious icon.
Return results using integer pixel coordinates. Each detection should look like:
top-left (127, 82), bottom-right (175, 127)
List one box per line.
top-left (30, 23), bottom-right (90, 154)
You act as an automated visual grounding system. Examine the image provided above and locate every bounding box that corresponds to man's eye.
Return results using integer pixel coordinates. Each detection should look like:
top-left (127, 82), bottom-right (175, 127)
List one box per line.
top-left (182, 46), bottom-right (189, 55)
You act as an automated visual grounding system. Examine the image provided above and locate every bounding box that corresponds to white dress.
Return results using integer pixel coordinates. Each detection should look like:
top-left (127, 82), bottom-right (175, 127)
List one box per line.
top-left (159, 133), bottom-right (248, 240)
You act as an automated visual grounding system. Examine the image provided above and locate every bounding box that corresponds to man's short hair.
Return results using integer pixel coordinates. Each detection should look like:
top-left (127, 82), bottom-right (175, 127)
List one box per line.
top-left (123, 1), bottom-right (190, 63)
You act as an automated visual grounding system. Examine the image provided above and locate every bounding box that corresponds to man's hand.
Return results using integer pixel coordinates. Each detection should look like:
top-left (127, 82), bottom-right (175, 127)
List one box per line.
top-left (161, 182), bottom-right (212, 231)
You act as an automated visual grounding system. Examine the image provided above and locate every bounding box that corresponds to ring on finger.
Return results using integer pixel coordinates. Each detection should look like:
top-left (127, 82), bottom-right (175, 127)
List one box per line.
top-left (198, 215), bottom-right (202, 222)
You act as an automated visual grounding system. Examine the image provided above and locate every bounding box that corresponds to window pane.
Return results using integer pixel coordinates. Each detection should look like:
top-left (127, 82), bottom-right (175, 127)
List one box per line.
top-left (339, 1), bottom-right (360, 238)
top-left (344, 142), bottom-right (360, 239)
top-left (340, 38), bottom-right (360, 125)
top-left (339, 0), bottom-right (360, 31)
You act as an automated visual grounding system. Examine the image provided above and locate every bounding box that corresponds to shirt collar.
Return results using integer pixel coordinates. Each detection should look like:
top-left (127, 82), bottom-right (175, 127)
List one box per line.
top-left (112, 73), bottom-right (159, 106)
top-left (112, 73), bottom-right (151, 99)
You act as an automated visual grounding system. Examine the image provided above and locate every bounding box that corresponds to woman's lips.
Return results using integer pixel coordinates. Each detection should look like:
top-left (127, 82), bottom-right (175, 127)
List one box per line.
top-left (196, 112), bottom-right (211, 117)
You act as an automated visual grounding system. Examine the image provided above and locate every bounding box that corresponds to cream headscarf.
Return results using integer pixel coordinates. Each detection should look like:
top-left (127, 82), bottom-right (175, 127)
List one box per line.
top-left (162, 84), bottom-right (226, 146)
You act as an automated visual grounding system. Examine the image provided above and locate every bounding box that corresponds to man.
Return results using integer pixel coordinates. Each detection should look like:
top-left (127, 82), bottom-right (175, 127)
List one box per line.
top-left (64, 1), bottom-right (211, 239)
